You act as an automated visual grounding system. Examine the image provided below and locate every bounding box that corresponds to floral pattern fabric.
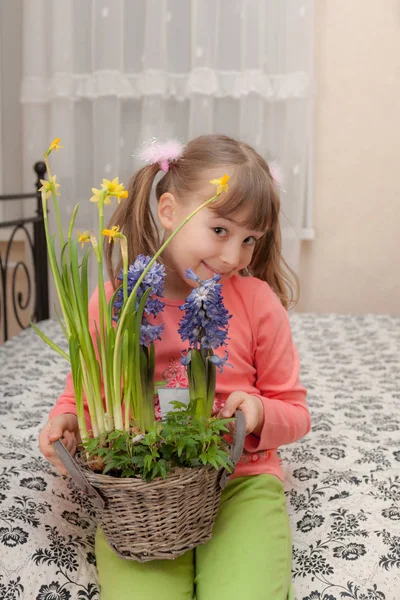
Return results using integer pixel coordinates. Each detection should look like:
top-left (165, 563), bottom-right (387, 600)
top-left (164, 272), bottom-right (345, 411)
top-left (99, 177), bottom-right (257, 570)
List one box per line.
top-left (0, 314), bottom-right (399, 600)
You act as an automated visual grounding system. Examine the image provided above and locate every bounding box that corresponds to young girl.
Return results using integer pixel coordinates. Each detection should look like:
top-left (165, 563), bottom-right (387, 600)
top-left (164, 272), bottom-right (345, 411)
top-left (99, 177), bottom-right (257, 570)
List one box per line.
top-left (39, 134), bottom-right (310, 600)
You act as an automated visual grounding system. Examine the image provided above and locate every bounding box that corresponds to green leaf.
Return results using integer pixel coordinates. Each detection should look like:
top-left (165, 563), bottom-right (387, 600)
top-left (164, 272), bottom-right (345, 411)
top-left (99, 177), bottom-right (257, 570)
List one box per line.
top-left (190, 350), bottom-right (207, 417)
top-left (81, 408), bottom-right (233, 481)
top-left (208, 458), bottom-right (219, 470)
top-left (144, 454), bottom-right (153, 470)
top-left (67, 204), bottom-right (79, 242)
top-left (81, 247), bottom-right (90, 321)
top-left (199, 453), bottom-right (208, 465)
top-left (30, 322), bottom-right (70, 362)
top-left (54, 305), bottom-right (69, 340)
top-left (107, 283), bottom-right (123, 326)
top-left (206, 357), bottom-right (217, 418)
top-left (151, 463), bottom-right (159, 479)
top-left (154, 380), bottom-right (167, 390)
top-left (60, 240), bottom-right (69, 267)
top-left (158, 460), bottom-right (169, 479)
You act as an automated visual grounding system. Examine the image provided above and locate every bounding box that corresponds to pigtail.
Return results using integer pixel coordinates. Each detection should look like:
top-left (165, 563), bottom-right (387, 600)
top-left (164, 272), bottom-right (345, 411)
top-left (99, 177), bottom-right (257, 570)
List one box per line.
top-left (104, 163), bottom-right (160, 287)
top-left (246, 180), bottom-right (299, 310)
top-left (248, 227), bottom-right (299, 310)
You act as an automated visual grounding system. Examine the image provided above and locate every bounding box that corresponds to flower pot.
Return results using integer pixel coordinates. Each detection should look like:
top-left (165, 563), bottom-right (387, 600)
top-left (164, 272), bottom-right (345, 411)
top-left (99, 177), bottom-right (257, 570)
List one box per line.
top-left (53, 410), bottom-right (245, 562)
top-left (157, 387), bottom-right (190, 418)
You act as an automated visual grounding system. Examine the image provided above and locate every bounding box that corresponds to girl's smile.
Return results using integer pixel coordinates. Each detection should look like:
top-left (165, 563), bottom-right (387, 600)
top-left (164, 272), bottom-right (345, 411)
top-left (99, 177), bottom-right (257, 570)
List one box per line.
top-left (201, 260), bottom-right (231, 277)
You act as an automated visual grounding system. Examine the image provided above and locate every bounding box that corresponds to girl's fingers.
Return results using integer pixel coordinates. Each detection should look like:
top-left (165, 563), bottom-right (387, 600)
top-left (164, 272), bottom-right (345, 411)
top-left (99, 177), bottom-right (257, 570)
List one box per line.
top-left (219, 391), bottom-right (245, 418)
top-left (40, 439), bottom-right (68, 475)
top-left (38, 422), bottom-right (55, 458)
top-left (38, 423), bottom-right (74, 475)
top-left (62, 431), bottom-right (75, 452)
top-left (48, 422), bottom-right (65, 442)
top-left (218, 392), bottom-right (255, 434)
top-left (239, 403), bottom-right (256, 435)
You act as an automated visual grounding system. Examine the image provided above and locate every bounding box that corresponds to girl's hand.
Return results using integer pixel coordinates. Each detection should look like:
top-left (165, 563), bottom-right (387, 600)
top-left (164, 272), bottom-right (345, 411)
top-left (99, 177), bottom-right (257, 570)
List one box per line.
top-left (38, 414), bottom-right (80, 475)
top-left (218, 392), bottom-right (264, 436)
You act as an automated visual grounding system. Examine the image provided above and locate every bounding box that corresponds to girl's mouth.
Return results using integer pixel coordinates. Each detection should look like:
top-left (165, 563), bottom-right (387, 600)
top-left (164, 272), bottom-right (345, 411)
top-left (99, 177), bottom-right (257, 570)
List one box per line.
top-left (202, 261), bottom-right (220, 275)
top-left (202, 261), bottom-right (229, 277)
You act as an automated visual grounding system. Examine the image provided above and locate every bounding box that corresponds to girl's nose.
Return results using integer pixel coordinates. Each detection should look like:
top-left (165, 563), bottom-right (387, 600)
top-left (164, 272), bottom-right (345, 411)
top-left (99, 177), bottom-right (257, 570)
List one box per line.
top-left (221, 245), bottom-right (242, 269)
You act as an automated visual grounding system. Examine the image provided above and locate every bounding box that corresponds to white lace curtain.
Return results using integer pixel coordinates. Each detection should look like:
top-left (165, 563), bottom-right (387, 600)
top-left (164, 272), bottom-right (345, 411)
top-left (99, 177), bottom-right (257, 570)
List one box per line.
top-left (21, 0), bottom-right (314, 295)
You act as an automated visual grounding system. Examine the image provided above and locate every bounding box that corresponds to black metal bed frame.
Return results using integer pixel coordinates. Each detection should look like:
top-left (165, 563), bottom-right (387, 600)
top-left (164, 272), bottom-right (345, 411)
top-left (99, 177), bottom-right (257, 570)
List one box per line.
top-left (0, 162), bottom-right (49, 342)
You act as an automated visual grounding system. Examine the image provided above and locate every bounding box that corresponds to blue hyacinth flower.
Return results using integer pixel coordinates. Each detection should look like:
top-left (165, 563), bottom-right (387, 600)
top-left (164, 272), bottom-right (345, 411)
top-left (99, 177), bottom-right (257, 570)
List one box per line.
top-left (113, 254), bottom-right (166, 347)
top-left (208, 351), bottom-right (233, 373)
top-left (178, 269), bottom-right (232, 373)
top-left (178, 269), bottom-right (231, 351)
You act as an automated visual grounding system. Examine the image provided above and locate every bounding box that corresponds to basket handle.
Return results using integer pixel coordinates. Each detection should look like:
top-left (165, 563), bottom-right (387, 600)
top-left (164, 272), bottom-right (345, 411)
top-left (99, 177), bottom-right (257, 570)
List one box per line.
top-left (219, 409), bottom-right (246, 490)
top-left (52, 439), bottom-right (106, 510)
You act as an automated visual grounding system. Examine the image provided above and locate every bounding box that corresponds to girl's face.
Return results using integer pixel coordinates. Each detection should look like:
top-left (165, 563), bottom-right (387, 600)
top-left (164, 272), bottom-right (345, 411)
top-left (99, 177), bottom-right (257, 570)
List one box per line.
top-left (158, 174), bottom-right (265, 299)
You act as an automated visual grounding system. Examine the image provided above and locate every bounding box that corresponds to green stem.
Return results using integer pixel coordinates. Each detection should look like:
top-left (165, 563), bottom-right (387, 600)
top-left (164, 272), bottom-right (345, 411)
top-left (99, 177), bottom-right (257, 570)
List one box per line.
top-left (41, 194), bottom-right (71, 335)
top-left (120, 235), bottom-right (128, 304)
top-left (206, 352), bottom-right (217, 418)
top-left (113, 341), bottom-right (124, 430)
top-left (191, 349), bottom-right (207, 418)
top-left (73, 358), bottom-right (89, 443)
top-left (44, 156), bottom-right (65, 248)
top-left (40, 178), bottom-right (103, 438)
top-left (132, 288), bottom-right (152, 431)
top-left (95, 192), bottom-right (114, 430)
top-left (123, 331), bottom-right (132, 430)
top-left (147, 343), bottom-right (156, 426)
top-left (69, 239), bottom-right (105, 434)
top-left (30, 322), bottom-right (70, 362)
top-left (81, 359), bottom-right (99, 438)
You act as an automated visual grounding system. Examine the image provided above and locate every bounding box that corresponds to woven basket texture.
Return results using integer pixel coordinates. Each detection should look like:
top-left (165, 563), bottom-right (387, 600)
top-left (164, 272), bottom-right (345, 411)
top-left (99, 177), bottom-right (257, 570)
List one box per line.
top-left (82, 463), bottom-right (224, 562)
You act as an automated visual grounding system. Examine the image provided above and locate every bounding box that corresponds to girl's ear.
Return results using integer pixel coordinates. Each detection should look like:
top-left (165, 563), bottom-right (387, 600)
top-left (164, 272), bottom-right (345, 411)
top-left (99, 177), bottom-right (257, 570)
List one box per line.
top-left (158, 192), bottom-right (178, 230)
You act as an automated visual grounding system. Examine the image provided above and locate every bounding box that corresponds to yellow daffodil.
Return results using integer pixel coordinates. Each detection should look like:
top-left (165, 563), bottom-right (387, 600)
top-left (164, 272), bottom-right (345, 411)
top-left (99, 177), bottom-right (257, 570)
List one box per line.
top-left (45, 137), bottom-right (63, 156)
top-left (39, 175), bottom-right (60, 199)
top-left (90, 178), bottom-right (127, 204)
top-left (77, 231), bottom-right (91, 248)
top-left (209, 174), bottom-right (230, 195)
top-left (102, 178), bottom-right (128, 203)
top-left (102, 225), bottom-right (121, 244)
top-left (116, 189), bottom-right (128, 204)
top-left (90, 188), bottom-right (112, 205)
top-left (102, 177), bottom-right (122, 194)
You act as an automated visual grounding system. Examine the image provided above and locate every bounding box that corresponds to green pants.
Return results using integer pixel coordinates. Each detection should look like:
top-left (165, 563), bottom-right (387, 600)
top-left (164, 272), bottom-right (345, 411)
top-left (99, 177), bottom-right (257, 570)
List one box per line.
top-left (95, 474), bottom-right (293, 600)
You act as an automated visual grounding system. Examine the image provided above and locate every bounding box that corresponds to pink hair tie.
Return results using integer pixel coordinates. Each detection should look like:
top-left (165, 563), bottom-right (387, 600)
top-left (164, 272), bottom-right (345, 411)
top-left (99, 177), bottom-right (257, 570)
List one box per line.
top-left (138, 139), bottom-right (185, 173)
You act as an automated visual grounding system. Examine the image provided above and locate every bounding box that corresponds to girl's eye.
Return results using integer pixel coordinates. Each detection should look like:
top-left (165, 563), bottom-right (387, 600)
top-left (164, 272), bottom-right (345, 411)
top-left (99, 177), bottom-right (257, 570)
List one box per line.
top-left (213, 227), bottom-right (228, 237)
top-left (243, 236), bottom-right (257, 246)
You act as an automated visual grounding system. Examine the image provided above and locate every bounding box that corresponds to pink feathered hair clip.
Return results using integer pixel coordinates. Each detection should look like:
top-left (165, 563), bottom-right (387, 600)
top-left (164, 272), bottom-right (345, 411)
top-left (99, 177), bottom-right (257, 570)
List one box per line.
top-left (138, 139), bottom-right (185, 173)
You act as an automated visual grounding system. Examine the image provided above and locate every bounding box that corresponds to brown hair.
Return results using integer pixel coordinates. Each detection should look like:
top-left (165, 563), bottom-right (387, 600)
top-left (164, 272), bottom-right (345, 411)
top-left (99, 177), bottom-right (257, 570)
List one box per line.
top-left (105, 134), bottom-right (299, 309)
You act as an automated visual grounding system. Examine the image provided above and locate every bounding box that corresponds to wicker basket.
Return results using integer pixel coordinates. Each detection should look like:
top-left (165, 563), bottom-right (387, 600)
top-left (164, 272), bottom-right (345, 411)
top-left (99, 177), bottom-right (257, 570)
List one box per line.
top-left (53, 410), bottom-right (245, 562)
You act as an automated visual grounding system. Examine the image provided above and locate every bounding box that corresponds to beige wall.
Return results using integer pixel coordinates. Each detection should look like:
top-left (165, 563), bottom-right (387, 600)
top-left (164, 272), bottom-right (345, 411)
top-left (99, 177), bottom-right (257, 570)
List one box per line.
top-left (297, 0), bottom-right (400, 315)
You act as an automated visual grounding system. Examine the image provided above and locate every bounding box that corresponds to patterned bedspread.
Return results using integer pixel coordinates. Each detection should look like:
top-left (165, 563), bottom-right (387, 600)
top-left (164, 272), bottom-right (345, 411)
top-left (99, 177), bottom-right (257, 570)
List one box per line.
top-left (0, 315), bottom-right (399, 600)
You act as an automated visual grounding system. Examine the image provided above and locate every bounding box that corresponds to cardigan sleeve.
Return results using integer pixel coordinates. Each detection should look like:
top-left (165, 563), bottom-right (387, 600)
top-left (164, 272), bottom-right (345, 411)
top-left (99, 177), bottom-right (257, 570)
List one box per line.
top-left (244, 285), bottom-right (311, 453)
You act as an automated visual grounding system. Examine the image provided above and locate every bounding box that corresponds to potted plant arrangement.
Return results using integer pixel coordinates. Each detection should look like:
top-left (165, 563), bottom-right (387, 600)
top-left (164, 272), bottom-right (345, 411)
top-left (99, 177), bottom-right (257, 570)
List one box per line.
top-left (33, 139), bottom-right (245, 562)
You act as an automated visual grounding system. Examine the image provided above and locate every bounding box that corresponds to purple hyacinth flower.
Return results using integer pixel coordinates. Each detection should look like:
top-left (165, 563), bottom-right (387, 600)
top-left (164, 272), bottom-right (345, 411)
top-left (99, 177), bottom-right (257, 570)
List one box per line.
top-left (184, 270), bottom-right (201, 284)
top-left (178, 269), bottom-right (231, 351)
top-left (140, 321), bottom-right (165, 346)
top-left (113, 254), bottom-right (166, 347)
top-left (209, 351), bottom-right (233, 373)
top-left (180, 350), bottom-right (192, 366)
